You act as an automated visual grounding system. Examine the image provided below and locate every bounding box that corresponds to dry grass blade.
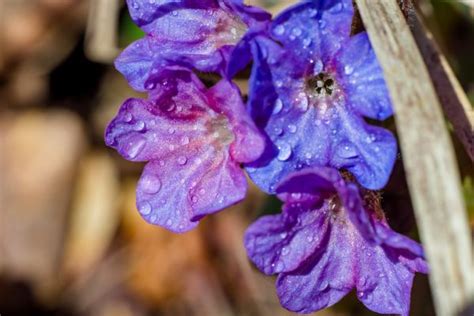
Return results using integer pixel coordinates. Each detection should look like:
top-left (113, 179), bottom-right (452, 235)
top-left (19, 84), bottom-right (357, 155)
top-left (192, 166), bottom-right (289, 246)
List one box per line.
top-left (354, 0), bottom-right (473, 315)
top-left (409, 10), bottom-right (474, 161)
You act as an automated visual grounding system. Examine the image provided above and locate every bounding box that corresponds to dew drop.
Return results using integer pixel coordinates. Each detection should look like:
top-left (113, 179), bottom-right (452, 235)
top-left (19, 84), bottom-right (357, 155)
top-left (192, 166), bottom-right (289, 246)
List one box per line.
top-left (319, 19), bottom-right (327, 29)
top-left (273, 127), bottom-right (283, 136)
top-left (280, 232), bottom-right (288, 239)
top-left (287, 124), bottom-right (297, 133)
top-left (329, 3), bottom-right (343, 13)
top-left (344, 65), bottom-right (354, 75)
top-left (313, 60), bottom-right (324, 75)
top-left (302, 37), bottom-right (312, 48)
top-left (140, 175), bottom-right (161, 194)
top-left (308, 8), bottom-right (318, 17)
top-left (273, 25), bottom-right (285, 36)
top-left (139, 201), bottom-right (152, 215)
top-left (273, 98), bottom-right (283, 114)
top-left (291, 192), bottom-right (302, 200)
top-left (168, 127), bottom-right (175, 134)
top-left (181, 136), bottom-right (190, 145)
top-left (338, 143), bottom-right (358, 159)
top-left (134, 120), bottom-right (146, 131)
top-left (277, 142), bottom-right (292, 161)
top-left (124, 113), bottom-right (133, 122)
top-left (191, 195), bottom-right (198, 203)
top-left (127, 138), bottom-right (146, 159)
top-left (145, 82), bottom-right (156, 90)
top-left (177, 156), bottom-right (187, 165)
top-left (166, 219), bottom-right (173, 226)
top-left (292, 27), bottom-right (302, 37)
top-left (297, 94), bottom-right (309, 112)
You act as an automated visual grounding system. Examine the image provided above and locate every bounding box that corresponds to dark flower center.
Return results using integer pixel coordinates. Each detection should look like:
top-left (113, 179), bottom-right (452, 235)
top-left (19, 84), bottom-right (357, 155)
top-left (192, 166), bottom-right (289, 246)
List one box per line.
top-left (306, 73), bottom-right (335, 96)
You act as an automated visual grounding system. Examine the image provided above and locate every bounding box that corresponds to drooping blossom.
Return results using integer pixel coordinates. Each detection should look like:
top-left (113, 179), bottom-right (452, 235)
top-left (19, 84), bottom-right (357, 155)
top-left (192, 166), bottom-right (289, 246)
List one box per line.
top-left (244, 167), bottom-right (427, 315)
top-left (117, 0), bottom-right (271, 91)
top-left (105, 68), bottom-right (265, 232)
top-left (239, 0), bottom-right (397, 193)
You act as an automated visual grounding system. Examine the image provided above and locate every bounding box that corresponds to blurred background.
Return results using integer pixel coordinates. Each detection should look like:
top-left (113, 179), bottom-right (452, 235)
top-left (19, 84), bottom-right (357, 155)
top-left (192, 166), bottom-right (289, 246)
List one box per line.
top-left (0, 0), bottom-right (473, 315)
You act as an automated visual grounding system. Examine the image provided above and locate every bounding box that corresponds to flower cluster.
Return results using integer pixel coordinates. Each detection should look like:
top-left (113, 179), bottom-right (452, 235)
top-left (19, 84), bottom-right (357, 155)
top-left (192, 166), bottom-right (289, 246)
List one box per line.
top-left (106, 0), bottom-right (428, 315)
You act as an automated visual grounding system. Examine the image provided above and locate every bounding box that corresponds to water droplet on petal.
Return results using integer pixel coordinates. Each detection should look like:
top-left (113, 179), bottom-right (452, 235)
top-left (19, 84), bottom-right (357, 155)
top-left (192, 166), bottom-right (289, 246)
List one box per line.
top-left (308, 9), bottom-right (318, 17)
top-left (191, 195), bottom-right (198, 203)
top-left (330, 3), bottom-right (343, 13)
top-left (145, 82), bottom-right (156, 90)
top-left (181, 136), bottom-right (190, 145)
top-left (139, 201), bottom-right (152, 215)
top-left (177, 156), bottom-right (187, 165)
top-left (357, 291), bottom-right (365, 298)
top-left (277, 142), bottom-right (292, 161)
top-left (273, 98), bottom-right (283, 114)
top-left (134, 120), bottom-right (146, 131)
top-left (281, 247), bottom-right (289, 255)
top-left (313, 60), bottom-right (324, 74)
top-left (292, 27), bottom-right (302, 37)
top-left (127, 138), bottom-right (146, 159)
top-left (344, 65), bottom-right (354, 75)
top-left (273, 127), bottom-right (283, 136)
top-left (319, 20), bottom-right (327, 29)
top-left (124, 113), bottom-right (133, 122)
top-left (287, 124), bottom-right (297, 133)
top-left (166, 219), bottom-right (173, 226)
top-left (140, 174), bottom-right (161, 194)
top-left (168, 127), bottom-right (175, 134)
top-left (302, 37), bottom-right (312, 48)
top-left (338, 143), bottom-right (358, 159)
top-left (273, 25), bottom-right (285, 36)
top-left (280, 232), bottom-right (287, 239)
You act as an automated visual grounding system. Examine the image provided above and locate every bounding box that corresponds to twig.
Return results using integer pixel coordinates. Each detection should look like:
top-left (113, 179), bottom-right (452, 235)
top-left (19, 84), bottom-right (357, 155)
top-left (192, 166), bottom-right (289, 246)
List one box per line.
top-left (354, 1), bottom-right (474, 315)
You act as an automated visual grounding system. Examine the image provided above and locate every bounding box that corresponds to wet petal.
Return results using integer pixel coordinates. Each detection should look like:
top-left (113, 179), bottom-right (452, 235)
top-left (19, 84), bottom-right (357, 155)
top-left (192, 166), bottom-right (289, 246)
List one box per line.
top-left (207, 79), bottom-right (265, 163)
top-left (271, 0), bottom-right (353, 62)
top-left (137, 147), bottom-right (246, 232)
top-left (247, 101), bottom-right (397, 193)
top-left (276, 221), bottom-right (354, 314)
top-left (336, 32), bottom-right (393, 120)
top-left (244, 207), bottom-right (328, 275)
top-left (123, 0), bottom-right (270, 76)
top-left (104, 86), bottom-right (211, 162)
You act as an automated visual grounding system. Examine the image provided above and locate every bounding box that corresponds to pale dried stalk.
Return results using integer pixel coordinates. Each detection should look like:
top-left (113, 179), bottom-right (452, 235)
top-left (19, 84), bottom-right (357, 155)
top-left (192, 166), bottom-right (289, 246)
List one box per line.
top-left (355, 1), bottom-right (473, 315)
top-left (409, 10), bottom-right (474, 161)
top-left (85, 0), bottom-right (121, 63)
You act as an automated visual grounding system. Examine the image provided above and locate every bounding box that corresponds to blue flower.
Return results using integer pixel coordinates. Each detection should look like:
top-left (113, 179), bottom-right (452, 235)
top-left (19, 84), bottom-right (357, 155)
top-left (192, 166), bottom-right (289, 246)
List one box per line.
top-left (245, 167), bottom-right (428, 315)
top-left (105, 68), bottom-right (265, 232)
top-left (242, 0), bottom-right (397, 193)
top-left (116, 0), bottom-right (271, 91)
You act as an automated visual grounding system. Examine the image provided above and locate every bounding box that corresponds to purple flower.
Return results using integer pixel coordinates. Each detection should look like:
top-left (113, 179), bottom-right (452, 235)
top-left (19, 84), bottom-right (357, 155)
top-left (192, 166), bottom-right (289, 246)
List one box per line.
top-left (244, 167), bottom-right (427, 315)
top-left (105, 68), bottom-right (265, 232)
top-left (117, 0), bottom-right (270, 91)
top-left (243, 0), bottom-right (397, 193)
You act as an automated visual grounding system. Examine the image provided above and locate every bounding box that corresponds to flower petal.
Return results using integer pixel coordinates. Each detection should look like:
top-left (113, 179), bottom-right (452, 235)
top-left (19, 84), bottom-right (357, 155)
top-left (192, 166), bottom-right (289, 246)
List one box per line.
top-left (207, 79), bottom-right (265, 163)
top-left (276, 222), bottom-right (354, 314)
top-left (123, 0), bottom-right (269, 76)
top-left (104, 81), bottom-right (211, 162)
top-left (244, 207), bottom-right (328, 275)
top-left (336, 32), bottom-right (393, 120)
top-left (247, 101), bottom-right (397, 192)
top-left (137, 147), bottom-right (246, 232)
top-left (271, 0), bottom-right (353, 62)
top-left (115, 37), bottom-right (160, 92)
